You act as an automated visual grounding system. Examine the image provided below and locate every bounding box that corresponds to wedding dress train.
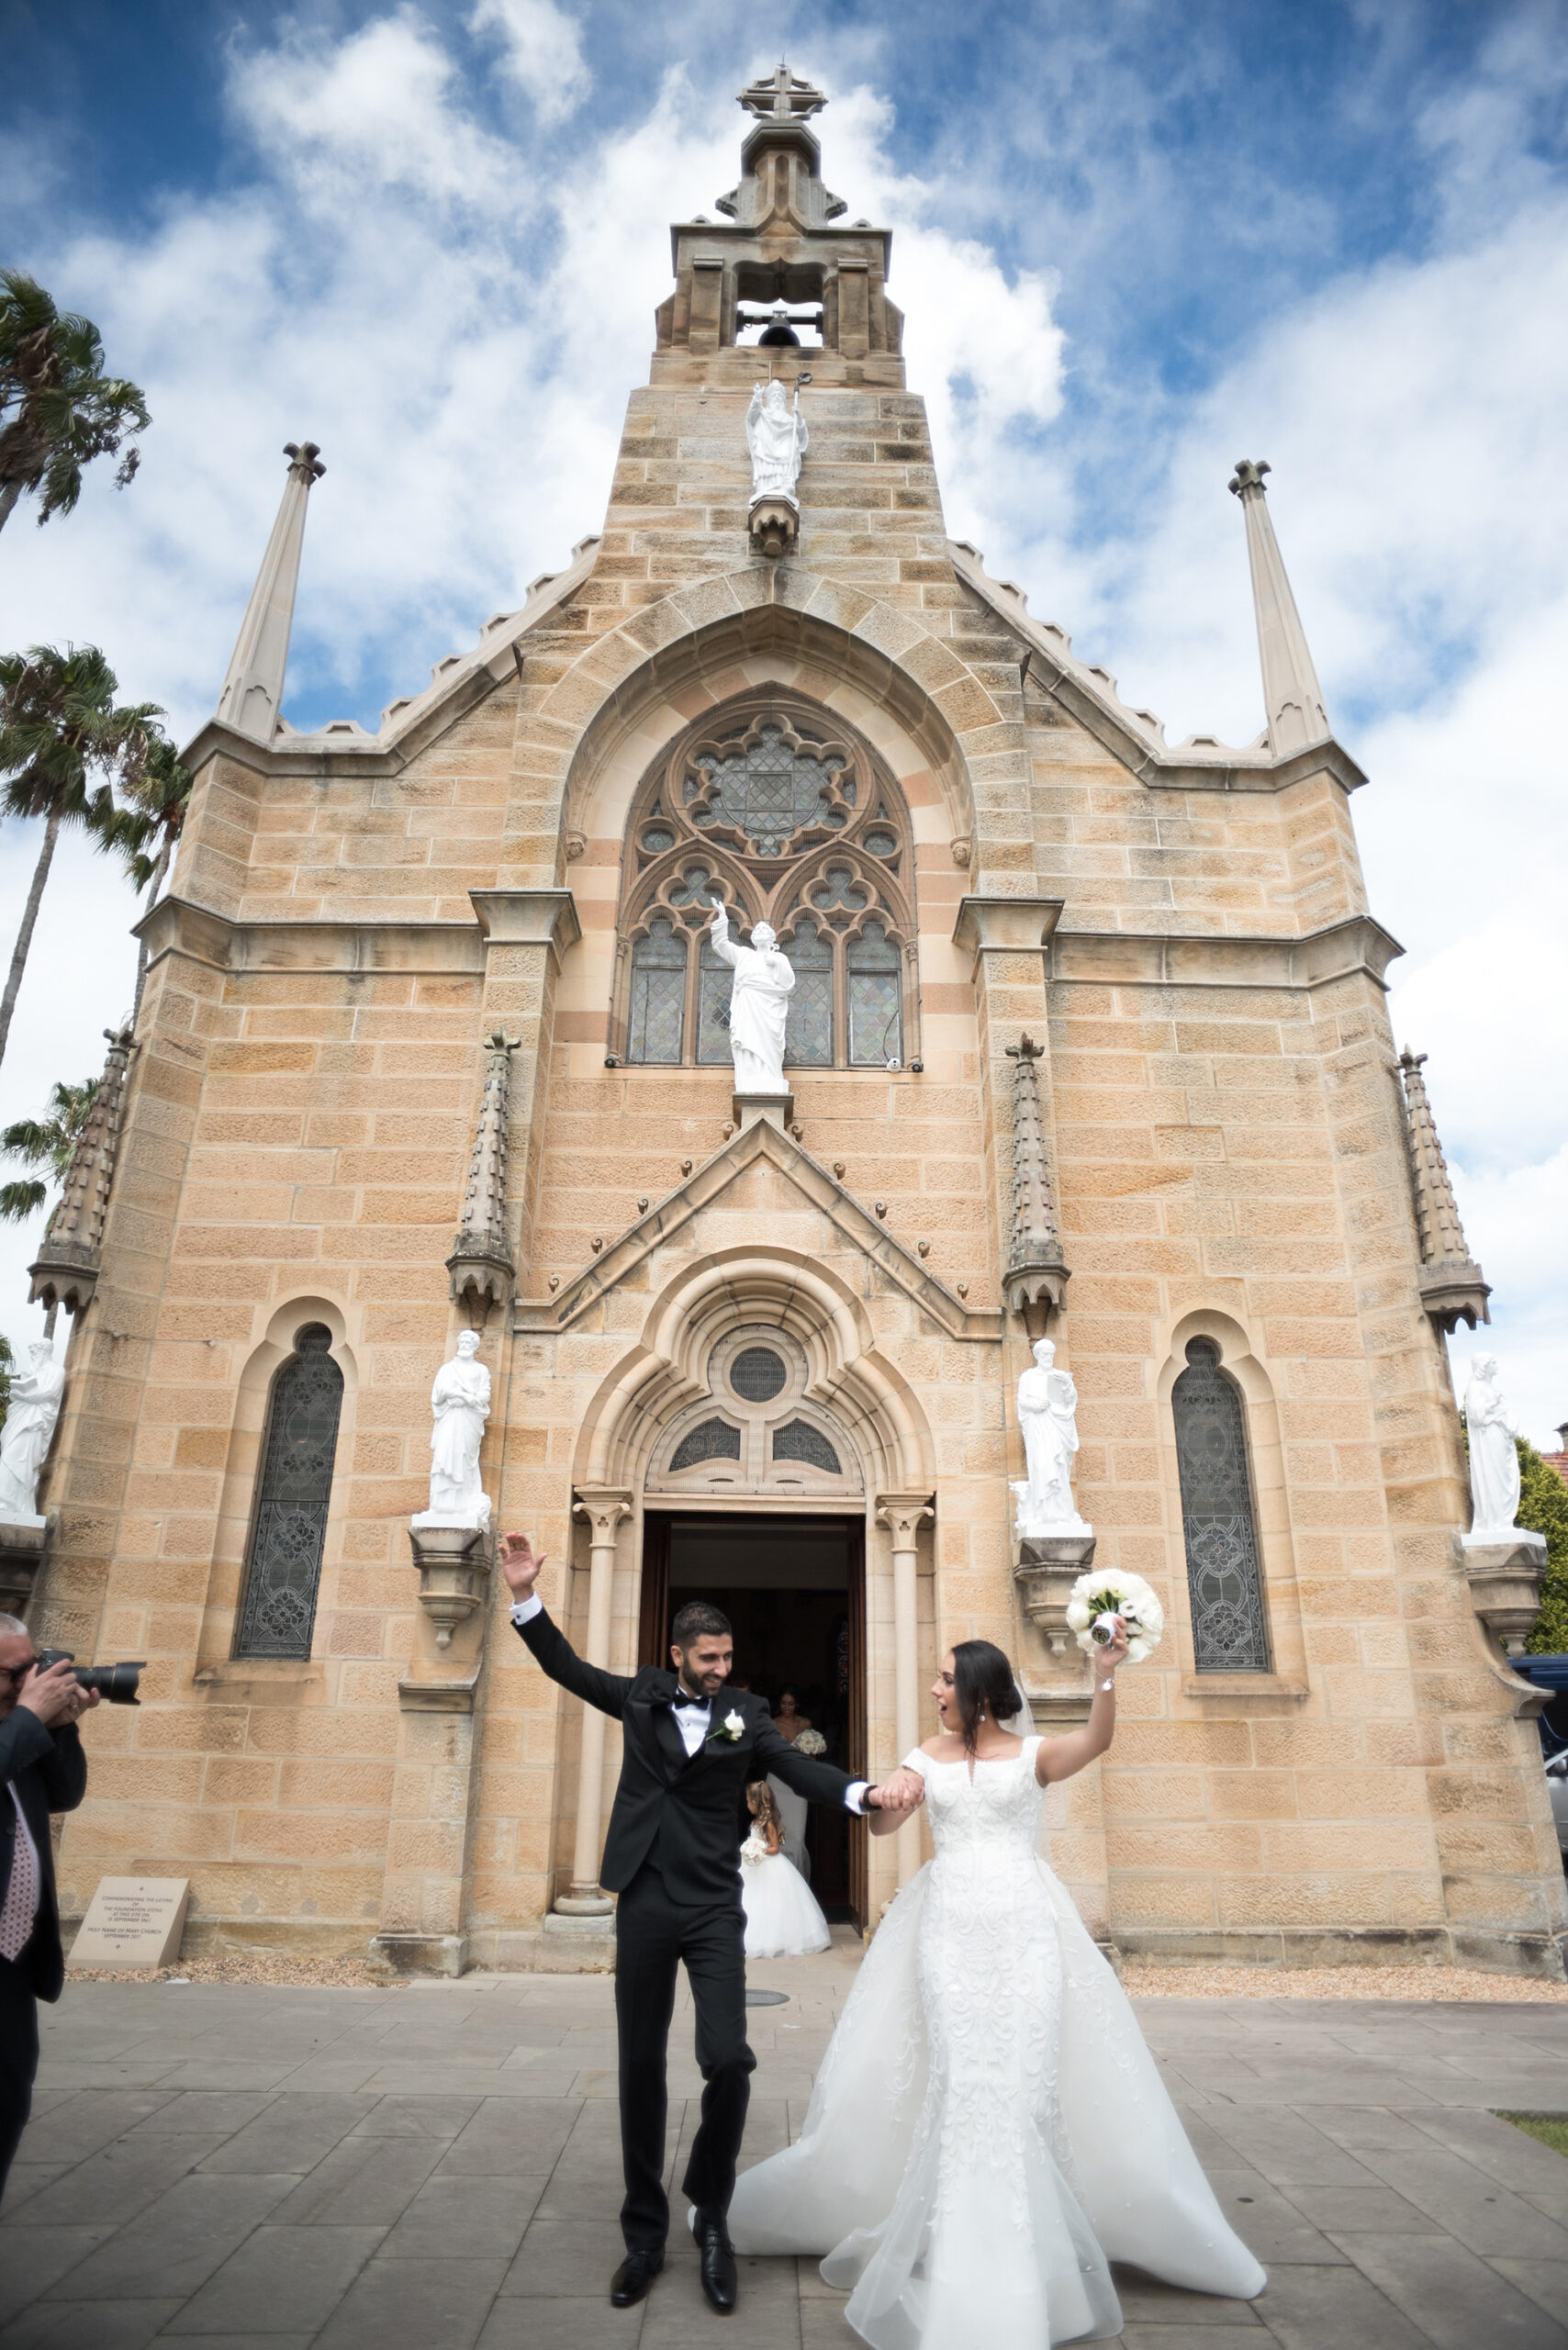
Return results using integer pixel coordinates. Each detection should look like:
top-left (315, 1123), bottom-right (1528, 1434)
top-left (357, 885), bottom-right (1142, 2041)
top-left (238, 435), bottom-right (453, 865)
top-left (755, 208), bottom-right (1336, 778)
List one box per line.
top-left (728, 1740), bottom-right (1265, 2347)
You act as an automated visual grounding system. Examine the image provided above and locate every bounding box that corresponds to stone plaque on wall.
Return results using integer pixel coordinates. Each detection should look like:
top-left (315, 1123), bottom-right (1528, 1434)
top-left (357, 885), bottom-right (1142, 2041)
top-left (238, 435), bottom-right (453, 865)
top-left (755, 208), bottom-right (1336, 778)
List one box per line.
top-left (68, 1877), bottom-right (190, 1972)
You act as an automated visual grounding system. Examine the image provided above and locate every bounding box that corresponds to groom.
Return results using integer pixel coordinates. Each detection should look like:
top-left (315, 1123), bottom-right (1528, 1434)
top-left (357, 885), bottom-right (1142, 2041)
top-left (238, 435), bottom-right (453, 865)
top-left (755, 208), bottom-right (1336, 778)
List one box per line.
top-left (499, 1532), bottom-right (924, 2314)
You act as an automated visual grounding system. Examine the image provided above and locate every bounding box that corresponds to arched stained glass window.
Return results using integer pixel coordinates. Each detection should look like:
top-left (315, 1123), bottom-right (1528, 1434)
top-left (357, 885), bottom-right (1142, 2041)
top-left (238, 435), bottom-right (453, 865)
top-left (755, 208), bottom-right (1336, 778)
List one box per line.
top-left (235, 1325), bottom-right (343, 1660)
top-left (669, 1416), bottom-right (743, 1472)
top-left (786, 918), bottom-right (834, 1066)
top-left (617, 696), bottom-right (917, 1071)
top-left (696, 931), bottom-right (733, 1065)
top-left (628, 916), bottom-right (687, 1064)
top-left (1171, 1338), bottom-right (1271, 1672)
top-left (847, 920), bottom-right (902, 1066)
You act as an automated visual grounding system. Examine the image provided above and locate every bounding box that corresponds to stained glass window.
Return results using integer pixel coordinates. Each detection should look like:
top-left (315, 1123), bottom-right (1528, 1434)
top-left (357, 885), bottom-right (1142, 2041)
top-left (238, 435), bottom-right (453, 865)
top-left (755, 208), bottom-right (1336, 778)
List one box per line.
top-left (1172, 1339), bottom-right (1271, 1673)
top-left (811, 866), bottom-right (870, 917)
top-left (688, 725), bottom-right (849, 854)
top-left (847, 921), bottom-right (902, 1066)
top-left (617, 699), bottom-right (917, 1073)
top-left (773, 1419), bottom-right (842, 1473)
top-left (235, 1326), bottom-right (343, 1660)
top-left (731, 1347), bottom-right (786, 1401)
top-left (669, 1416), bottom-right (743, 1472)
top-left (696, 933), bottom-right (733, 1065)
top-left (628, 917), bottom-right (687, 1063)
top-left (785, 918), bottom-right (834, 1066)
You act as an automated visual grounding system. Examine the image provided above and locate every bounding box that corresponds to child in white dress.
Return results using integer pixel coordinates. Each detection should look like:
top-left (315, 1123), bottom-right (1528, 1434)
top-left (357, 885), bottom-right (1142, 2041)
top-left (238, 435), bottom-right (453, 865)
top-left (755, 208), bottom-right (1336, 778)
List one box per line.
top-left (740, 1781), bottom-right (831, 1958)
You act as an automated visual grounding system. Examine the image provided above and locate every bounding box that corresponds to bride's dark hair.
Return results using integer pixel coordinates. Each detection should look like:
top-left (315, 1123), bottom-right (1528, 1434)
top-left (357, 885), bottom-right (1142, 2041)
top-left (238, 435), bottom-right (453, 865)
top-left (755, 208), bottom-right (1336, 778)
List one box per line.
top-left (950, 1639), bottom-right (1024, 1755)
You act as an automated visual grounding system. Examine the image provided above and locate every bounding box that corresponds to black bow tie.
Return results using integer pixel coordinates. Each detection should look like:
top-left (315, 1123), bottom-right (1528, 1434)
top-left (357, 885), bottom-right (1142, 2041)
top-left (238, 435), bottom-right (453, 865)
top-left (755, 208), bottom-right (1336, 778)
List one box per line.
top-left (671, 1695), bottom-right (709, 1711)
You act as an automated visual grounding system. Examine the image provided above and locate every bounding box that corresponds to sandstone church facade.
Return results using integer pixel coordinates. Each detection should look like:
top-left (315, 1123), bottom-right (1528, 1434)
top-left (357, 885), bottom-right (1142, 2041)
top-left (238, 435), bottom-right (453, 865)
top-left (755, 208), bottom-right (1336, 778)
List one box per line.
top-left (16, 70), bottom-right (1563, 1975)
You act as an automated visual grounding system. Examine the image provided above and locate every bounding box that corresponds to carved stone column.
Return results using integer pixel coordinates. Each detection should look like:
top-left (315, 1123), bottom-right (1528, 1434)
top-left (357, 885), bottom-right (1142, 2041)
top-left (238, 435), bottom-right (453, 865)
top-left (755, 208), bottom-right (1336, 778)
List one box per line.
top-left (446, 1029), bottom-right (520, 1316)
top-left (553, 1486), bottom-right (633, 1919)
top-left (877, 1491), bottom-right (934, 1888)
top-left (28, 1024), bottom-right (135, 1324)
top-left (1003, 1035), bottom-right (1069, 1323)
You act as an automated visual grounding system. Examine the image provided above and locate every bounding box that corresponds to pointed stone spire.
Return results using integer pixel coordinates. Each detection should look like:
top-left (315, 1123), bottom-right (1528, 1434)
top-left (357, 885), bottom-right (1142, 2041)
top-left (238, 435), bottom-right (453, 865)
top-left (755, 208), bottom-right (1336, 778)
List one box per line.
top-left (1397, 1047), bottom-right (1491, 1333)
top-left (214, 440), bottom-right (325, 744)
top-left (1228, 458), bottom-right (1330, 758)
top-left (28, 1024), bottom-right (135, 1321)
top-left (1003, 1035), bottom-right (1070, 1320)
top-left (446, 1030), bottom-right (520, 1315)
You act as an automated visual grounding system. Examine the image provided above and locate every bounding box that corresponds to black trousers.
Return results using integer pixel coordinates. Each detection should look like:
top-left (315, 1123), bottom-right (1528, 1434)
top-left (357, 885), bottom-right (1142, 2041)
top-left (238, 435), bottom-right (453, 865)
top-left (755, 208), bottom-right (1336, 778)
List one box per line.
top-left (614, 1862), bottom-right (753, 2251)
top-left (0, 1950), bottom-right (40, 2200)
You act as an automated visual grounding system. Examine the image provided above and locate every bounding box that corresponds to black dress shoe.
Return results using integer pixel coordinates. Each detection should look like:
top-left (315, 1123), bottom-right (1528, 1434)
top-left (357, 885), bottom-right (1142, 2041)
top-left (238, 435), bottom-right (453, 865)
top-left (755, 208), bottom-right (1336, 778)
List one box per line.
top-left (693, 2208), bottom-right (737, 2314)
top-left (610, 2247), bottom-right (664, 2307)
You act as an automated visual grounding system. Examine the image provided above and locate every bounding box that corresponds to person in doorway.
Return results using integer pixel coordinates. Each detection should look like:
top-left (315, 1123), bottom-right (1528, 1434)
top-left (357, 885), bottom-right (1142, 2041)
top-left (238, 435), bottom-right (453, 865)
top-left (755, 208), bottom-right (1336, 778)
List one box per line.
top-left (498, 1531), bottom-right (924, 2317)
top-left (740, 1782), bottom-right (830, 1958)
top-left (767, 1687), bottom-right (816, 1879)
top-left (0, 1615), bottom-right (95, 2196)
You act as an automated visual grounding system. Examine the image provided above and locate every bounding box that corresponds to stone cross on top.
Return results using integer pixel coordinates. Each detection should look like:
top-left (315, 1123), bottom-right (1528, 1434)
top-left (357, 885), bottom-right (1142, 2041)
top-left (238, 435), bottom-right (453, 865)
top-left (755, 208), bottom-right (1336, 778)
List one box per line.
top-left (738, 62), bottom-right (827, 123)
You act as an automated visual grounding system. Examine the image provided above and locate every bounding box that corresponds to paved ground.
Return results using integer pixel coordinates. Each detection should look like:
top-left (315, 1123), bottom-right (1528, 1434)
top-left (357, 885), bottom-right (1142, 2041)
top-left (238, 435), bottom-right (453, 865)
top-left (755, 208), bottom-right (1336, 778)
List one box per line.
top-left (6, 1945), bottom-right (1568, 2348)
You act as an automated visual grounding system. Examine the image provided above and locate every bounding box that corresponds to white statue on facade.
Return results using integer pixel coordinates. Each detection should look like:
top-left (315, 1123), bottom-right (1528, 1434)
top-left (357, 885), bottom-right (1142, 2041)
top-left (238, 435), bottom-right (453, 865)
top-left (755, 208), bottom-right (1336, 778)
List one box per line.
top-left (1013, 1337), bottom-right (1092, 1539)
top-left (412, 1330), bottom-right (492, 1531)
top-left (1462, 1352), bottom-right (1527, 1546)
top-left (0, 1342), bottom-right (64, 1527)
top-left (708, 898), bottom-right (795, 1094)
top-left (745, 379), bottom-right (809, 506)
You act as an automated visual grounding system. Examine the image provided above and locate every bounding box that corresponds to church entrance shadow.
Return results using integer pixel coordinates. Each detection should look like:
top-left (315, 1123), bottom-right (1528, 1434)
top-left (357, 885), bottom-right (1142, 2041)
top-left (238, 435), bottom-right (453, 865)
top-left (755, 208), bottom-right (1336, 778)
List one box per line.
top-left (638, 1509), bottom-right (867, 1927)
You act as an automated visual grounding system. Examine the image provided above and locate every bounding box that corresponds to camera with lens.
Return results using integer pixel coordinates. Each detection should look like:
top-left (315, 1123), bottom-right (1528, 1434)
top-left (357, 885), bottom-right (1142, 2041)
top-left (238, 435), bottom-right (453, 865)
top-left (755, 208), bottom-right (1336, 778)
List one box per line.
top-left (35, 1648), bottom-right (144, 1706)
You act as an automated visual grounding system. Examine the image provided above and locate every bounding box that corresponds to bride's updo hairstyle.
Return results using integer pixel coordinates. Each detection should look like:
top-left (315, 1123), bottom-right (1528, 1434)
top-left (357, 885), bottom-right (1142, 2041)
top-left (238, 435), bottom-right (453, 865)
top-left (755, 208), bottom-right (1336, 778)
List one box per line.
top-left (950, 1639), bottom-right (1024, 1755)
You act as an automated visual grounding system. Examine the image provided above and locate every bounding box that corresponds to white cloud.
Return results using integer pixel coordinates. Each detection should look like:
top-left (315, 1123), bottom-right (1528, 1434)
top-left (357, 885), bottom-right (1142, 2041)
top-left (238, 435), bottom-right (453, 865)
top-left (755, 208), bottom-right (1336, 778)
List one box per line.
top-left (469, 0), bottom-right (591, 124)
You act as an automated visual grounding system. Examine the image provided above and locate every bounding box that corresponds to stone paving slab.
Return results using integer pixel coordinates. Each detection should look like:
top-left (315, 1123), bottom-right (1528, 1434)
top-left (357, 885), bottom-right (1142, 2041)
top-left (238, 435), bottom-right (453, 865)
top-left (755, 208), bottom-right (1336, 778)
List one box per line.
top-left (5, 1961), bottom-right (1568, 2347)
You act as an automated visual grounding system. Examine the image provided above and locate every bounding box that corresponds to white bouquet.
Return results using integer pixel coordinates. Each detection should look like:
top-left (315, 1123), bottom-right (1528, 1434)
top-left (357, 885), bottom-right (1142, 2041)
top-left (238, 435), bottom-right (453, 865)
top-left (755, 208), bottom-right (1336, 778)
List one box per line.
top-left (1065, 1568), bottom-right (1163, 1664)
top-left (792, 1728), bottom-right (827, 1757)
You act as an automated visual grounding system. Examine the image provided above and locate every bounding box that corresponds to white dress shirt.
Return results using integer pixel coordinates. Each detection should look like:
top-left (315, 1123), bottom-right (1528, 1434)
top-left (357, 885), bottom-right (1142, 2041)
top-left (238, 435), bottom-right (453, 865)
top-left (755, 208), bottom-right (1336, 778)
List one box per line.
top-left (510, 1594), bottom-right (868, 1811)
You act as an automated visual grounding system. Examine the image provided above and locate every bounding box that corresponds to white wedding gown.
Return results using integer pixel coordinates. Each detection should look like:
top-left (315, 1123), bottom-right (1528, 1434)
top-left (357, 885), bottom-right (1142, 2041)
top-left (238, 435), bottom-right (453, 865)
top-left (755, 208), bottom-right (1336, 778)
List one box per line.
top-left (741, 1830), bottom-right (832, 1958)
top-left (729, 1740), bottom-right (1266, 2346)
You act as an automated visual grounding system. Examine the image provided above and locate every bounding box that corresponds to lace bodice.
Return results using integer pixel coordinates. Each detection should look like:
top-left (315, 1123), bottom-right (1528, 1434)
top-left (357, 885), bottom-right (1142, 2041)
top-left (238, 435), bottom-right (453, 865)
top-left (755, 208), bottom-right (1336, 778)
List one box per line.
top-left (907, 1738), bottom-right (1046, 1862)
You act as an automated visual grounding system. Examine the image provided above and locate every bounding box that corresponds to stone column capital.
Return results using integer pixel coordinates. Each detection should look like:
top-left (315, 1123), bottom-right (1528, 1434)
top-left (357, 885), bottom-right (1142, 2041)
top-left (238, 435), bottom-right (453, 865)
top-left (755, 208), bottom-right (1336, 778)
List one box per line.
top-left (572, 1486), bottom-right (634, 1537)
top-left (951, 897), bottom-right (1063, 960)
top-left (469, 888), bottom-right (582, 963)
top-left (876, 1491), bottom-right (935, 1544)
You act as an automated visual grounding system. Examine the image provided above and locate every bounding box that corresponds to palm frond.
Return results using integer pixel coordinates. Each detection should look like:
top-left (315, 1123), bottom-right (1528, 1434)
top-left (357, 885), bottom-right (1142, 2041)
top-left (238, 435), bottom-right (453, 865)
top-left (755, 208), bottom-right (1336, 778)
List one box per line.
top-left (0, 1178), bottom-right (47, 1221)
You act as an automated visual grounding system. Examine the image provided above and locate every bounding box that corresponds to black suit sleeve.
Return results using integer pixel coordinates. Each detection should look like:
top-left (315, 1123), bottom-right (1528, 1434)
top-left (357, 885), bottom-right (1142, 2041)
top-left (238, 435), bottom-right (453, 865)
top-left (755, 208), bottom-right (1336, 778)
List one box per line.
top-left (39, 1722), bottom-right (87, 1813)
top-left (751, 1718), bottom-right (858, 1810)
top-left (514, 1605), bottom-right (634, 1720)
top-left (0, 1706), bottom-right (53, 1790)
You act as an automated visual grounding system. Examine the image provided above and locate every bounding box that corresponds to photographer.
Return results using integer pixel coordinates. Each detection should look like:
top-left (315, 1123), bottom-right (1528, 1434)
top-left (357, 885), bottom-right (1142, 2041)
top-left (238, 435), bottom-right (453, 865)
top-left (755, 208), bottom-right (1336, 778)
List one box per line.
top-left (0, 1613), bottom-right (96, 2195)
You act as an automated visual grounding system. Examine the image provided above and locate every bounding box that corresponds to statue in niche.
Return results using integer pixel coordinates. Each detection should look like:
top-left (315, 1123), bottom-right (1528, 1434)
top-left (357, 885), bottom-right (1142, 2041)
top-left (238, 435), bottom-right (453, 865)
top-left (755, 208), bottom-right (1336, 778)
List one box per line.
top-left (1012, 1336), bottom-right (1092, 1540)
top-left (709, 899), bottom-right (795, 1094)
top-left (412, 1329), bottom-right (492, 1530)
top-left (0, 1342), bottom-right (64, 1526)
top-left (745, 379), bottom-right (809, 506)
top-left (1462, 1352), bottom-right (1527, 1545)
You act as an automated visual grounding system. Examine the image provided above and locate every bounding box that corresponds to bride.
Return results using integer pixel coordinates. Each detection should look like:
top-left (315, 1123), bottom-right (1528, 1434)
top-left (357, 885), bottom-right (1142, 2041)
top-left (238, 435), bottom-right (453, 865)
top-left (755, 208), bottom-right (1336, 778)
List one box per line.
top-left (728, 1628), bottom-right (1266, 2344)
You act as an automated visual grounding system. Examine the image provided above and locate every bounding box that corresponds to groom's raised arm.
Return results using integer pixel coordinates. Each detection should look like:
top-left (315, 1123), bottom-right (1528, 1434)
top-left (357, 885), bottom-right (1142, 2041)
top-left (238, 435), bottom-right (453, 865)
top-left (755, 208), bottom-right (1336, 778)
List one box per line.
top-left (501, 1532), bottom-right (633, 1720)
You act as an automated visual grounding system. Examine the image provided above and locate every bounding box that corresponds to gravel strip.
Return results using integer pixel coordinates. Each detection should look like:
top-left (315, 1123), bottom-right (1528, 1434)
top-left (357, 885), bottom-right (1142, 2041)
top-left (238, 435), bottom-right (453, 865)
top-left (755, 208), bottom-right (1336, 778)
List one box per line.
top-left (68, 1953), bottom-right (401, 1987)
top-left (1124, 1962), bottom-right (1568, 2001)
top-left (64, 1954), bottom-right (1568, 2001)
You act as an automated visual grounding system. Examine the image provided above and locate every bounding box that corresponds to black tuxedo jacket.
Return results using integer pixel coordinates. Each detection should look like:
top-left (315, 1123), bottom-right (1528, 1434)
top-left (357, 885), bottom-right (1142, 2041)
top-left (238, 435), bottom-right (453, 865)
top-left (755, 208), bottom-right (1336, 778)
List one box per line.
top-left (0, 1709), bottom-right (87, 2001)
top-left (517, 1606), bottom-right (858, 1904)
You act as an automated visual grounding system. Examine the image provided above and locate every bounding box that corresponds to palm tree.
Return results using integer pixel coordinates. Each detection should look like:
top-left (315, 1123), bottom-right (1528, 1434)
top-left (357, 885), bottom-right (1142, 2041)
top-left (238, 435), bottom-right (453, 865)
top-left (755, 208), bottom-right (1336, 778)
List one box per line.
top-left (0, 643), bottom-right (162, 1070)
top-left (0, 1076), bottom-right (98, 1221)
top-left (0, 273), bottom-right (150, 537)
top-left (0, 1076), bottom-right (98, 1340)
top-left (99, 733), bottom-right (193, 1022)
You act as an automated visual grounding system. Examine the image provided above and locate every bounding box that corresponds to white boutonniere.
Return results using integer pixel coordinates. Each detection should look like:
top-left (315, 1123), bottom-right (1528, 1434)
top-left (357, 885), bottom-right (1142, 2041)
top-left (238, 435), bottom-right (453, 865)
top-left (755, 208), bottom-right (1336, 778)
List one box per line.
top-left (708, 1707), bottom-right (746, 1746)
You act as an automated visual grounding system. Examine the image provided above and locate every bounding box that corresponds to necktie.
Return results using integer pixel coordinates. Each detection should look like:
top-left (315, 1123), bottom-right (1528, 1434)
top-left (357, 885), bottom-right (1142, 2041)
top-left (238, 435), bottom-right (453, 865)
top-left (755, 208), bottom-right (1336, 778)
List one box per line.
top-left (1, 1785), bottom-right (39, 1962)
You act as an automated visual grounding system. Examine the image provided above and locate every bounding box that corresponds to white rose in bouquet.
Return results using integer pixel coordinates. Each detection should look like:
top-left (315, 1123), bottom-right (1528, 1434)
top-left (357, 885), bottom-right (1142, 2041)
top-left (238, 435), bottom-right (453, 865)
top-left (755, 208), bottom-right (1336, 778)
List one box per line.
top-left (792, 1728), bottom-right (827, 1757)
top-left (1065, 1568), bottom-right (1164, 1665)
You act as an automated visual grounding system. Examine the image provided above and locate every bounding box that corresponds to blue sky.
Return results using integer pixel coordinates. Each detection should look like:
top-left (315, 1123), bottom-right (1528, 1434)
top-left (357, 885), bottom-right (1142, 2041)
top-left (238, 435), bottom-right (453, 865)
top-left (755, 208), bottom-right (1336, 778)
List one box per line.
top-left (1, 0), bottom-right (1565, 1444)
